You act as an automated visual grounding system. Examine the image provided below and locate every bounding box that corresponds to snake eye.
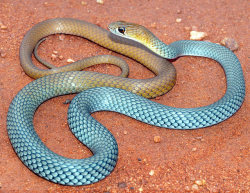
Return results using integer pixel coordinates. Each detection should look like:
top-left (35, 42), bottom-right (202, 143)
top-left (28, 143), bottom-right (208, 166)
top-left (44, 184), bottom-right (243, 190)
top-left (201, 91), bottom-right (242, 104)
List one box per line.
top-left (118, 27), bottom-right (125, 34)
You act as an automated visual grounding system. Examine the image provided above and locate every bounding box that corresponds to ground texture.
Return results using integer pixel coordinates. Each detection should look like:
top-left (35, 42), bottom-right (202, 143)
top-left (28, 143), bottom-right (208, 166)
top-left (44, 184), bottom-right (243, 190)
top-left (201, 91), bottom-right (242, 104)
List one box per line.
top-left (0, 0), bottom-right (249, 192)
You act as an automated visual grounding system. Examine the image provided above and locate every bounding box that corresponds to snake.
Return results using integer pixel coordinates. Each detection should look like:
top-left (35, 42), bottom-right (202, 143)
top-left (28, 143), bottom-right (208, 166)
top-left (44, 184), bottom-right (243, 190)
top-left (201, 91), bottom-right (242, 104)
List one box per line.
top-left (7, 18), bottom-right (245, 186)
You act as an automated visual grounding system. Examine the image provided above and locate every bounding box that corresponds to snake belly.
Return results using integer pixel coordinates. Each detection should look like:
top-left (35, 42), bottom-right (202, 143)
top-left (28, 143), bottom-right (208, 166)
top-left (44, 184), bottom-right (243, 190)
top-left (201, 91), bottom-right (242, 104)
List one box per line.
top-left (7, 18), bottom-right (245, 186)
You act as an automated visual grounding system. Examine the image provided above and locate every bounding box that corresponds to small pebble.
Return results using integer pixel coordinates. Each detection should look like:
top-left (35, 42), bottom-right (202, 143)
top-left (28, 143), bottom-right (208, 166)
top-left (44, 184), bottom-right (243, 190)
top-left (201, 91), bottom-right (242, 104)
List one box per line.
top-left (195, 180), bottom-right (203, 186)
top-left (220, 37), bottom-right (239, 51)
top-left (0, 51), bottom-right (6, 58)
top-left (118, 182), bottom-right (127, 188)
top-left (184, 26), bottom-right (191, 31)
top-left (81, 1), bottom-right (87, 6)
top-left (123, 130), bottom-right (128, 135)
top-left (59, 34), bottom-right (65, 41)
top-left (67, 58), bottom-right (75, 63)
top-left (194, 136), bottom-right (205, 142)
top-left (139, 187), bottom-right (143, 192)
top-left (190, 31), bottom-right (207, 40)
top-left (176, 18), bottom-right (182, 23)
top-left (150, 22), bottom-right (157, 29)
top-left (185, 186), bottom-right (190, 191)
top-left (138, 158), bottom-right (142, 161)
top-left (0, 21), bottom-right (7, 30)
top-left (130, 187), bottom-right (135, 190)
top-left (191, 184), bottom-right (199, 191)
top-left (192, 147), bottom-right (197, 152)
top-left (0, 25), bottom-right (7, 30)
top-left (149, 170), bottom-right (154, 176)
top-left (190, 176), bottom-right (195, 181)
top-left (58, 55), bottom-right (64, 60)
top-left (63, 99), bottom-right (71, 104)
top-left (106, 186), bottom-right (111, 191)
top-left (51, 54), bottom-right (57, 61)
top-left (96, 0), bottom-right (104, 4)
top-left (176, 9), bottom-right (182, 14)
top-left (154, 136), bottom-right (161, 143)
top-left (53, 50), bottom-right (58, 54)
top-left (154, 96), bottom-right (161, 100)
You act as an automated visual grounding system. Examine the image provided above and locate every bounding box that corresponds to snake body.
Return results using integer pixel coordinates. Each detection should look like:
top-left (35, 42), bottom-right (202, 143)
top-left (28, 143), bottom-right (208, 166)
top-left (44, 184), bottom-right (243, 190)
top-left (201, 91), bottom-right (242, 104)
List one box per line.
top-left (7, 18), bottom-right (245, 186)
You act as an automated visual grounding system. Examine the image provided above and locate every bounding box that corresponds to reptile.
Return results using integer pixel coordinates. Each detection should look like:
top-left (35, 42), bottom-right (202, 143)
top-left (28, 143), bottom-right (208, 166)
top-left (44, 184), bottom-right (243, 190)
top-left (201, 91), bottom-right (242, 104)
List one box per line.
top-left (7, 18), bottom-right (245, 186)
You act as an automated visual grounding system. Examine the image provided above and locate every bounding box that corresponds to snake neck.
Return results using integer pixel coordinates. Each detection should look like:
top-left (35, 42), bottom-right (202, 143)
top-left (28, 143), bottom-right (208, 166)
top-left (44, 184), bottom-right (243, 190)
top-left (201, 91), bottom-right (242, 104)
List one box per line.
top-left (147, 37), bottom-right (178, 59)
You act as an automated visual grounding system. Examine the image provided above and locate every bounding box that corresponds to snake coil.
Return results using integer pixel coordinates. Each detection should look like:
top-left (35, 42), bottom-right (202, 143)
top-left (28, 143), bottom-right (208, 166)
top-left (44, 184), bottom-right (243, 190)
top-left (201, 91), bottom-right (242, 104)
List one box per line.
top-left (7, 18), bottom-right (245, 185)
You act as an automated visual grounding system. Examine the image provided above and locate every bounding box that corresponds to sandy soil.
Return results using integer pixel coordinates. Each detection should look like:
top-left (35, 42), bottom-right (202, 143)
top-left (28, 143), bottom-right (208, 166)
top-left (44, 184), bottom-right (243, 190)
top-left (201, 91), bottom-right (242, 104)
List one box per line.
top-left (0, 0), bottom-right (249, 192)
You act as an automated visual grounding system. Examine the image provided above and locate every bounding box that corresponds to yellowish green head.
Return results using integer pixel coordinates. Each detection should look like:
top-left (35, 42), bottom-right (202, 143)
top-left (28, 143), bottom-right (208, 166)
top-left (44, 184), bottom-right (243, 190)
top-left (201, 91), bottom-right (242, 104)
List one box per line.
top-left (108, 21), bottom-right (177, 59)
top-left (108, 21), bottom-right (157, 48)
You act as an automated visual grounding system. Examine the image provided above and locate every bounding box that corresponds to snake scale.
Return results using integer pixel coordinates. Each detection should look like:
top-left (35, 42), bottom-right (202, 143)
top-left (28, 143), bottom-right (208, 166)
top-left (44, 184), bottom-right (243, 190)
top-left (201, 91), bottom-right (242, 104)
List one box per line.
top-left (7, 18), bottom-right (245, 186)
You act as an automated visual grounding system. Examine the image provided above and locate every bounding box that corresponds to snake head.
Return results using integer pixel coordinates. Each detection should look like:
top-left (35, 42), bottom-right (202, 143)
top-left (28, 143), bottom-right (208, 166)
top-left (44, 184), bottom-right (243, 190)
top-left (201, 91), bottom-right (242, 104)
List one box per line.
top-left (108, 21), bottom-right (177, 59)
top-left (108, 21), bottom-right (157, 47)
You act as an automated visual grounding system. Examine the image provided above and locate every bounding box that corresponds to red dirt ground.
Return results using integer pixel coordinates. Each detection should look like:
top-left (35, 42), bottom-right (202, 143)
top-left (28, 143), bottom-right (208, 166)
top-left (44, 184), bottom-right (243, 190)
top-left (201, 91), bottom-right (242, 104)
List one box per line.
top-left (0, 0), bottom-right (249, 192)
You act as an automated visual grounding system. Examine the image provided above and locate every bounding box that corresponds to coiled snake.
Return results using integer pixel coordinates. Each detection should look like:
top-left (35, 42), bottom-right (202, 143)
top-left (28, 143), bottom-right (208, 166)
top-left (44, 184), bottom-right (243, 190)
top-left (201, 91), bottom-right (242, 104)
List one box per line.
top-left (7, 18), bottom-right (245, 185)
